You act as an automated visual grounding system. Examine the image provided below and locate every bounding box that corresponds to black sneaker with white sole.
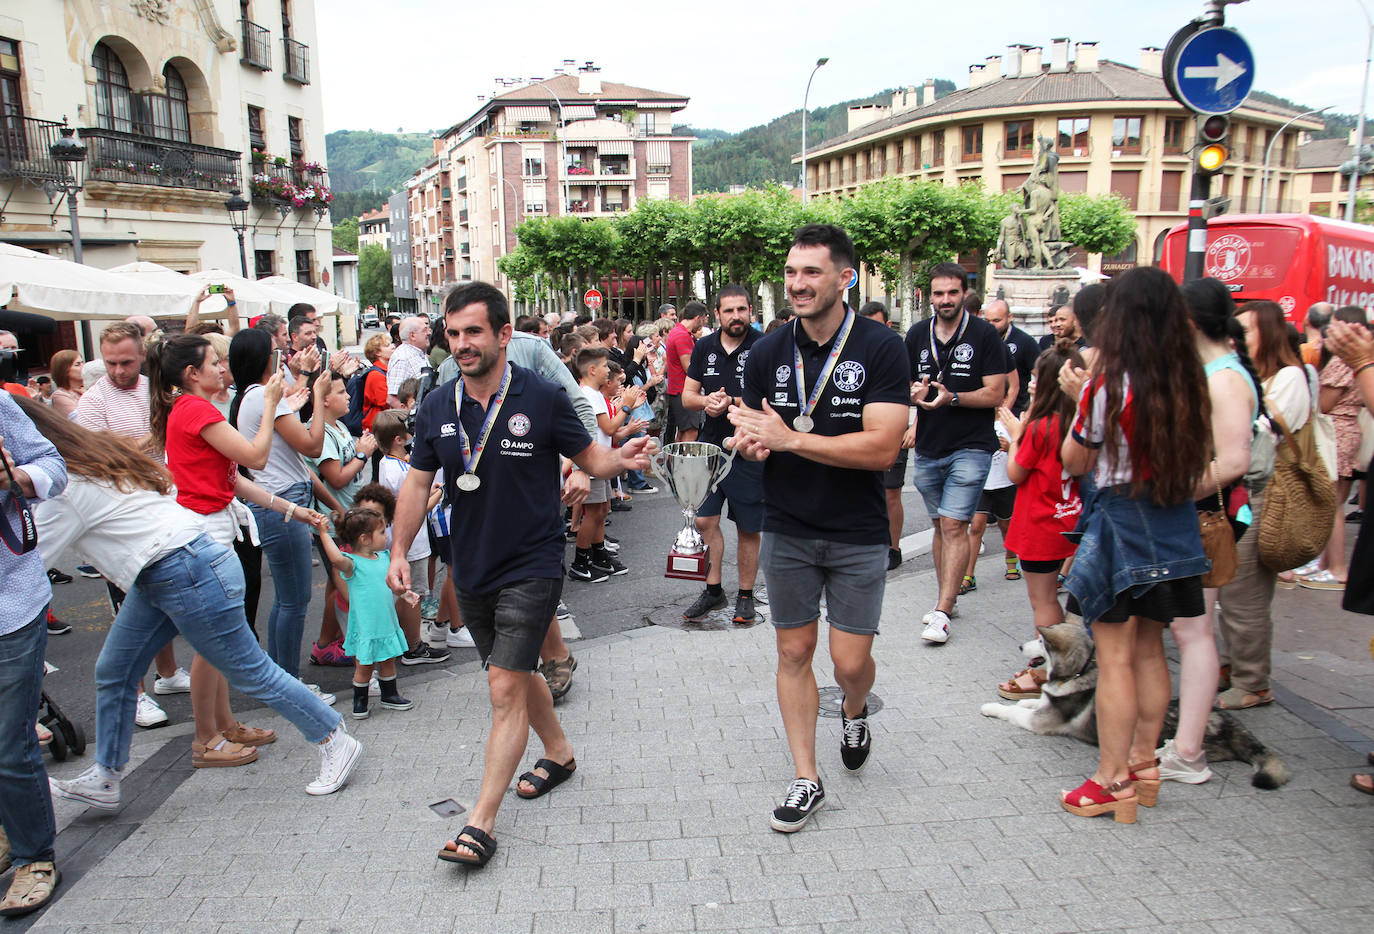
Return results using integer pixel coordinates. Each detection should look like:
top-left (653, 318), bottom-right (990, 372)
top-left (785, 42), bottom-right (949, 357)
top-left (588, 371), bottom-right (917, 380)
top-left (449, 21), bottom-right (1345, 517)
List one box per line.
top-left (589, 549), bottom-right (628, 576)
top-left (770, 777), bottom-right (825, 832)
top-left (840, 703), bottom-right (871, 772)
top-left (567, 560), bottom-right (609, 583)
top-left (683, 588), bottom-right (727, 621)
top-left (400, 643), bottom-right (450, 666)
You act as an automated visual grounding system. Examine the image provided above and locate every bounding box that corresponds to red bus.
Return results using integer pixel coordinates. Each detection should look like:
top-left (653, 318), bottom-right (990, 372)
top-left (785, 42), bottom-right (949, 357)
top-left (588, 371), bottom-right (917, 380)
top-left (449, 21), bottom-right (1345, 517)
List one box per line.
top-left (1160, 213), bottom-right (1374, 325)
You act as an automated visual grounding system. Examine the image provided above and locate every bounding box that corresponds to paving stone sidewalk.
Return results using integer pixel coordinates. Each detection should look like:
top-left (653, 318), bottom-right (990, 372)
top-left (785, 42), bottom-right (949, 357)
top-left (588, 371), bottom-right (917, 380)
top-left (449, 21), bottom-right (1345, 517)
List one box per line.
top-left (28, 563), bottom-right (1374, 933)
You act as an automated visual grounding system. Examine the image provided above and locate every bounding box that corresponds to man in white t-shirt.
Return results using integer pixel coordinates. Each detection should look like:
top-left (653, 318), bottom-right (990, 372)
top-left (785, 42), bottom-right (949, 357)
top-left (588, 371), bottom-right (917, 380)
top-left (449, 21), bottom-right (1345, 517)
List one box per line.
top-left (387, 316), bottom-right (431, 405)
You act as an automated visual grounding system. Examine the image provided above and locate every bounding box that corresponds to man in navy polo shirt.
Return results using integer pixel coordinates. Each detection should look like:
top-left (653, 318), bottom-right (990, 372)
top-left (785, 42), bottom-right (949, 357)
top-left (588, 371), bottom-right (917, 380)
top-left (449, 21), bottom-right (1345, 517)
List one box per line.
top-left (905, 262), bottom-right (1010, 645)
top-left (983, 298), bottom-right (1039, 416)
top-left (729, 224), bottom-right (908, 833)
top-left (388, 282), bottom-right (652, 869)
top-left (681, 284), bottom-right (764, 624)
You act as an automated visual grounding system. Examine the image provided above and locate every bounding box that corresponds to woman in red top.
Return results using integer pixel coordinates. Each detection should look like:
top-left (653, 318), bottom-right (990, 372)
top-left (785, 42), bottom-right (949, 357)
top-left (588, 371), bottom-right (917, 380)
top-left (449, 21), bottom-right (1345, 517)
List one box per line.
top-left (361, 333), bottom-right (393, 431)
top-left (993, 343), bottom-right (1085, 700)
top-left (148, 334), bottom-right (323, 767)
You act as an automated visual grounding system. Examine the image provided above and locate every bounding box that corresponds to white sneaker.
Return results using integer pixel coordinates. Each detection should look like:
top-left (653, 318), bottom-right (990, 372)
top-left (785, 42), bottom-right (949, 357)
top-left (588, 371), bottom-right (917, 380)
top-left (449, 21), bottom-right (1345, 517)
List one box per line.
top-left (307, 725), bottom-right (361, 796)
top-left (135, 692), bottom-right (168, 728)
top-left (447, 626), bottom-right (476, 648)
top-left (368, 674), bottom-right (380, 697)
top-left (921, 610), bottom-right (951, 644)
top-left (1156, 739), bottom-right (1214, 784)
top-left (153, 667), bottom-right (192, 695)
top-left (300, 679), bottom-right (337, 706)
top-left (50, 764), bottom-right (121, 810)
top-left (425, 621), bottom-right (449, 647)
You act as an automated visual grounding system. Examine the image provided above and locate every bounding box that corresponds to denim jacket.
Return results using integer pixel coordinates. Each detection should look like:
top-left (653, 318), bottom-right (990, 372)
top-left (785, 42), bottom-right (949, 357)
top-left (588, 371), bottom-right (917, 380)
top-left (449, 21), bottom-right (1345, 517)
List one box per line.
top-left (1063, 483), bottom-right (1209, 624)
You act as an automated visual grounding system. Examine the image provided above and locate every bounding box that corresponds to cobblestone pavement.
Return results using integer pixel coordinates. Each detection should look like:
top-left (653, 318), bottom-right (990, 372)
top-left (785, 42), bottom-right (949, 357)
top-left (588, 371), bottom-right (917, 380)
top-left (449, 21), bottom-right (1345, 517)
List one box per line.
top-left (25, 560), bottom-right (1374, 933)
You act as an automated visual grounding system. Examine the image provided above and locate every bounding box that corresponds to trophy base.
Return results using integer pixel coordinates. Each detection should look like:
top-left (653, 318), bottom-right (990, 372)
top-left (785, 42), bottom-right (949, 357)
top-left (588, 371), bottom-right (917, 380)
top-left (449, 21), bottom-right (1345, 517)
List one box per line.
top-left (665, 551), bottom-right (709, 581)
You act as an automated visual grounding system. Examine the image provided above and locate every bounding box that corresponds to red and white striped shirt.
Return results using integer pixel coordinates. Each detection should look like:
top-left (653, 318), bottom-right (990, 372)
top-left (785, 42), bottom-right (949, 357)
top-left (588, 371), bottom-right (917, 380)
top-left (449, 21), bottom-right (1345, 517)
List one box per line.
top-left (75, 374), bottom-right (150, 439)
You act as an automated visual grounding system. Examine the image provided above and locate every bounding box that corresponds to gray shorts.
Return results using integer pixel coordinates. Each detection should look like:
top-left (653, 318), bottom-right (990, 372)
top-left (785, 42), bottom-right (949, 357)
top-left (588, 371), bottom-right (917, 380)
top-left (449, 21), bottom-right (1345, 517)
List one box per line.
top-left (455, 577), bottom-right (561, 672)
top-left (668, 393), bottom-right (704, 433)
top-left (759, 531), bottom-right (888, 635)
top-left (584, 476), bottom-right (611, 505)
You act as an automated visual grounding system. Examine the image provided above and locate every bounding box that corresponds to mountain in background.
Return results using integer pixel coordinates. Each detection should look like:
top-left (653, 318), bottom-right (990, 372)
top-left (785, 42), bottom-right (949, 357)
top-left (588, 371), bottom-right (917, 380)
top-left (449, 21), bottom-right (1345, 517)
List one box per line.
top-left (681, 80), bottom-right (957, 192)
top-left (324, 129), bottom-right (436, 218)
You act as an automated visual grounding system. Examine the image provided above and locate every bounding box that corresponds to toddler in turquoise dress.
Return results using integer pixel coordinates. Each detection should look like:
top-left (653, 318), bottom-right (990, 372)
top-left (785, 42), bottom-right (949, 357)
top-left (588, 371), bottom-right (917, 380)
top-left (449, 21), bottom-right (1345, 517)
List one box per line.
top-left (319, 508), bottom-right (415, 719)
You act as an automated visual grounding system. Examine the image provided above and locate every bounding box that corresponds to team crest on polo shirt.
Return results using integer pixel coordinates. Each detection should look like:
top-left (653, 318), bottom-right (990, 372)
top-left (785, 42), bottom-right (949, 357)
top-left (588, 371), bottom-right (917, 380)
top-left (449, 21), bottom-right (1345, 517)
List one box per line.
top-left (708, 352), bottom-right (718, 364)
top-left (919, 349), bottom-right (930, 364)
top-left (507, 413), bottom-right (531, 437)
top-left (775, 365), bottom-right (791, 383)
top-left (1008, 342), bottom-right (1019, 354)
top-left (953, 343), bottom-right (974, 363)
top-left (441, 422), bottom-right (457, 437)
top-left (833, 360), bottom-right (865, 392)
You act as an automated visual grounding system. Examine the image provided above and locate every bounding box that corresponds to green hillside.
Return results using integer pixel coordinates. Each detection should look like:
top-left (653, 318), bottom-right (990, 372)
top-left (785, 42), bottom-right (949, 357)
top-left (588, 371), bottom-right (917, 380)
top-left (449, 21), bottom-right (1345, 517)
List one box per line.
top-left (324, 129), bottom-right (435, 195)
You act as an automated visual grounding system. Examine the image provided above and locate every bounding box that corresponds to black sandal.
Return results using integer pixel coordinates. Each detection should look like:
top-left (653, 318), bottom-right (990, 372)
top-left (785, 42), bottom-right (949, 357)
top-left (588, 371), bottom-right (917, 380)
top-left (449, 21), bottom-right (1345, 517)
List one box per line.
top-left (516, 757), bottom-right (576, 799)
top-left (437, 825), bottom-right (497, 866)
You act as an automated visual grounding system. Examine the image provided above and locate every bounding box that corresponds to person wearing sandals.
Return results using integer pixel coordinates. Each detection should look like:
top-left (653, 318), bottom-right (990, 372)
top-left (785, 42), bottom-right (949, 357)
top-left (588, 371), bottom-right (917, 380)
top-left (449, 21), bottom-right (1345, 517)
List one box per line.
top-left (0, 392), bottom-right (67, 917)
top-left (1219, 301), bottom-right (1315, 710)
top-left (146, 333), bottom-right (301, 767)
top-left (1162, 280), bottom-right (1261, 779)
top-left (993, 342), bottom-right (1085, 701)
top-left (389, 282), bottom-right (653, 867)
top-left (22, 399), bottom-right (362, 811)
top-left (1323, 318), bottom-right (1374, 795)
top-left (729, 225), bottom-right (910, 833)
top-left (1058, 267), bottom-right (1212, 823)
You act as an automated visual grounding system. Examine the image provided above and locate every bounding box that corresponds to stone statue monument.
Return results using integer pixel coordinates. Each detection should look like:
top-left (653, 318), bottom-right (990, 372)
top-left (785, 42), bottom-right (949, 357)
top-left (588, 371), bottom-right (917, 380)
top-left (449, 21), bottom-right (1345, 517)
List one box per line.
top-left (993, 135), bottom-right (1070, 271)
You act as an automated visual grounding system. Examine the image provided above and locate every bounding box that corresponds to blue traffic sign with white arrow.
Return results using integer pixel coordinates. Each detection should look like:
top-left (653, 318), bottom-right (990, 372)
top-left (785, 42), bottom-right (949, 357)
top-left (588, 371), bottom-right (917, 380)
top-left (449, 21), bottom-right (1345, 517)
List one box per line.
top-left (1168, 26), bottom-right (1255, 115)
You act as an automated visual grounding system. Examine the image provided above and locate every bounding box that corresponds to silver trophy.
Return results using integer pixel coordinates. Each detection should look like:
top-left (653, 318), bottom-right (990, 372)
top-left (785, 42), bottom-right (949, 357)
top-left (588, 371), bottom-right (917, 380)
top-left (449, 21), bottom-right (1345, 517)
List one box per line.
top-left (647, 441), bottom-right (737, 580)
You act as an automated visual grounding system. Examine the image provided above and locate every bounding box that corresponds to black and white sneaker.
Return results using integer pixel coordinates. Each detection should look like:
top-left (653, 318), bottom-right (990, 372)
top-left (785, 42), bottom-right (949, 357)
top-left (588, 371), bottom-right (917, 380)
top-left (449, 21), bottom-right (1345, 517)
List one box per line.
top-left (590, 550), bottom-right (628, 576)
top-left (567, 560), bottom-right (609, 583)
top-left (840, 703), bottom-right (871, 772)
top-left (683, 588), bottom-right (727, 621)
top-left (47, 568), bottom-right (73, 585)
top-left (400, 643), bottom-right (450, 666)
top-left (770, 777), bottom-right (825, 832)
top-left (556, 602), bottom-right (572, 620)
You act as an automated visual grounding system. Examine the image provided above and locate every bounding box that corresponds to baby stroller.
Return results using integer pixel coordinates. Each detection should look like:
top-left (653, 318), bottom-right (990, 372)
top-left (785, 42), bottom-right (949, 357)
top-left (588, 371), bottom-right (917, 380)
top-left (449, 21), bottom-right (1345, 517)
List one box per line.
top-left (36, 662), bottom-right (86, 762)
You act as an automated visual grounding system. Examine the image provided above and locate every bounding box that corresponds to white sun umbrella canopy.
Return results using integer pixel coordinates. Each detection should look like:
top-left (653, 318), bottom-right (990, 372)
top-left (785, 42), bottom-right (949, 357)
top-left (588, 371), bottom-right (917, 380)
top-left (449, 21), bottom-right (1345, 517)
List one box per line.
top-left (185, 269), bottom-right (302, 318)
top-left (256, 275), bottom-right (357, 318)
top-left (105, 261), bottom-right (272, 322)
top-left (0, 242), bottom-right (197, 320)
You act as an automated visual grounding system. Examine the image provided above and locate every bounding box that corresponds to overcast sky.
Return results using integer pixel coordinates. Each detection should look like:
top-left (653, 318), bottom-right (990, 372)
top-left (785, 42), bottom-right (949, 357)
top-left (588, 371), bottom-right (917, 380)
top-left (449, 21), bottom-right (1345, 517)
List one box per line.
top-left (318, 0), bottom-right (1364, 136)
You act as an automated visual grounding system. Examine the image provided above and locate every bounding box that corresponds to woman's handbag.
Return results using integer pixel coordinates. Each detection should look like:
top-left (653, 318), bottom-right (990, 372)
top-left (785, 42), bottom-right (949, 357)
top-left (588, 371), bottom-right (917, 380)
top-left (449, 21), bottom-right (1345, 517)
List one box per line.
top-left (1199, 461), bottom-right (1238, 588)
top-left (1258, 409), bottom-right (1338, 572)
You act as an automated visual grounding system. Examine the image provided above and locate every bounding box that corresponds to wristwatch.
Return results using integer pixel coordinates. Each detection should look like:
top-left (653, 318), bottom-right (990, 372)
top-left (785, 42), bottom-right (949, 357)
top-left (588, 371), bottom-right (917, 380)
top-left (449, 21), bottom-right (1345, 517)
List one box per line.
top-left (949, 391), bottom-right (960, 407)
top-left (352, 452), bottom-right (368, 462)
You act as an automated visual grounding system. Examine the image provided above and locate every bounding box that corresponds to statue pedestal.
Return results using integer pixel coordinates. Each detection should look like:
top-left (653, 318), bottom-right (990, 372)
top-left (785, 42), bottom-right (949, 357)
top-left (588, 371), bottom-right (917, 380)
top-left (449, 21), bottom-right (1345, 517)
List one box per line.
top-left (986, 270), bottom-right (1080, 339)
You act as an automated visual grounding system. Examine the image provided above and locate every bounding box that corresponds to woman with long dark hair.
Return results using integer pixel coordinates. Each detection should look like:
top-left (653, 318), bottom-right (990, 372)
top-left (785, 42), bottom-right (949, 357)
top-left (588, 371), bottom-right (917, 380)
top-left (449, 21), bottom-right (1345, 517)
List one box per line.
top-left (1159, 279), bottom-right (1262, 781)
top-left (1058, 266), bottom-right (1211, 823)
top-left (24, 398), bottom-right (361, 809)
top-left (228, 328), bottom-right (329, 683)
top-left (147, 333), bottom-right (318, 766)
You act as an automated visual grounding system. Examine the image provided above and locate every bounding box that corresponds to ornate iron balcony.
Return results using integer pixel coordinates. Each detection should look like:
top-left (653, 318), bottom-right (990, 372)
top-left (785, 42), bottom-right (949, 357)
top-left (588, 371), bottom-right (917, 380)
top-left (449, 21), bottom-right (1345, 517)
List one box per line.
top-left (79, 128), bottom-right (241, 193)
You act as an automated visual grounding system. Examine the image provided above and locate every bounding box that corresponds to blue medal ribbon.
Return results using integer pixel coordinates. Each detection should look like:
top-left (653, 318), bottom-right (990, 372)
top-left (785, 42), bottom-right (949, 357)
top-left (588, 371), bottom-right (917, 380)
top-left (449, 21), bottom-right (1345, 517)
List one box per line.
top-left (454, 364), bottom-right (512, 484)
top-left (791, 308), bottom-right (856, 422)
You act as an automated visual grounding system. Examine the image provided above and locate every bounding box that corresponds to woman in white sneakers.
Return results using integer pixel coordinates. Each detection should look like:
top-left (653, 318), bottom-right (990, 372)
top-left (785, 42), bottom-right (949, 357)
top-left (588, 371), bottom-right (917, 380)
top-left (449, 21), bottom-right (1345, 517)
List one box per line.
top-left (18, 398), bottom-right (361, 809)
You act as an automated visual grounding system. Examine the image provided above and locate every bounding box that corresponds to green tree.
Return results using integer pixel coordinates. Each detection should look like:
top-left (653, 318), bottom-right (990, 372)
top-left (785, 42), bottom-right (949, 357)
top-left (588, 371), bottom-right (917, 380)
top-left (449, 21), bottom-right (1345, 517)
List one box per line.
top-left (357, 243), bottom-right (395, 311)
top-left (612, 199), bottom-right (694, 313)
top-left (331, 216), bottom-right (359, 253)
top-left (505, 216), bottom-right (619, 313)
top-left (1059, 192), bottom-right (1137, 257)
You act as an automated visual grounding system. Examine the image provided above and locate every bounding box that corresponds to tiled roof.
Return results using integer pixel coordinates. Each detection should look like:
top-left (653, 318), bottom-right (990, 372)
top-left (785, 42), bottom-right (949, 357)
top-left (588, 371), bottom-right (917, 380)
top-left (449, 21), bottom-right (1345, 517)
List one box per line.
top-left (358, 208), bottom-right (388, 222)
top-left (333, 247), bottom-right (358, 259)
top-left (1298, 137), bottom-right (1353, 169)
top-left (806, 60), bottom-right (1314, 156)
top-left (494, 73), bottom-right (687, 104)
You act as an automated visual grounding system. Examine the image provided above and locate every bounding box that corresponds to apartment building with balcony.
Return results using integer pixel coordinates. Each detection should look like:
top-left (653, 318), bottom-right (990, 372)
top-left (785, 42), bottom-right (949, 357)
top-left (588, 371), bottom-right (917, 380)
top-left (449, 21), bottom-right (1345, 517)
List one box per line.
top-left (0, 1), bottom-right (332, 358)
top-left (795, 40), bottom-right (1322, 284)
top-left (399, 63), bottom-right (692, 304)
top-left (358, 205), bottom-right (389, 249)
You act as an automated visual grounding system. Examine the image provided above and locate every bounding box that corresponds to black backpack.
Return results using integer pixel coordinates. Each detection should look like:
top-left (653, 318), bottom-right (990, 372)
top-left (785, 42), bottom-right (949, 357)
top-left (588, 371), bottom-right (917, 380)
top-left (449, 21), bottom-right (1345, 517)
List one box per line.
top-left (343, 365), bottom-right (382, 436)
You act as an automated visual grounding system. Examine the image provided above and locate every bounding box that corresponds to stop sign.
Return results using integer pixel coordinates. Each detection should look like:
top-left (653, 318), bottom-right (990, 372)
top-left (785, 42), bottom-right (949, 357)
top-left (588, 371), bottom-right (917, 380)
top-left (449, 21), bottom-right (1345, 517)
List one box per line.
top-left (584, 288), bottom-right (603, 311)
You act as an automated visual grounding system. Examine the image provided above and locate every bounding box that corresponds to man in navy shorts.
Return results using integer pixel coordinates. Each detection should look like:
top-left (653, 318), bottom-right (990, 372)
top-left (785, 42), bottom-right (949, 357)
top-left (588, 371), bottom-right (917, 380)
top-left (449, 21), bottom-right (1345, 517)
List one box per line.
top-left (905, 262), bottom-right (1009, 645)
top-left (730, 225), bottom-right (908, 833)
top-left (389, 282), bottom-right (652, 868)
top-left (682, 284), bottom-right (764, 623)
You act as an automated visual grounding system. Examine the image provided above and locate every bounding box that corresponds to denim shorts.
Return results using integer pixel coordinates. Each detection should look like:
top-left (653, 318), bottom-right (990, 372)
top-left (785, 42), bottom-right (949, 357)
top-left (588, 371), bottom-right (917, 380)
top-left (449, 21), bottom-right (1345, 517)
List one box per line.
top-left (698, 458), bottom-right (764, 532)
top-left (759, 531), bottom-right (888, 635)
top-left (913, 449), bottom-right (993, 522)
top-left (455, 577), bottom-right (562, 671)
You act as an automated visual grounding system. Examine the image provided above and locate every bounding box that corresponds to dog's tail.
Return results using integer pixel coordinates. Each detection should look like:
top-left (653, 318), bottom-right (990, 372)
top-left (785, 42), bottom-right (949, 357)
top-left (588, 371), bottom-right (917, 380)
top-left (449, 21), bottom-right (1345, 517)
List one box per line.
top-left (1215, 711), bottom-right (1292, 789)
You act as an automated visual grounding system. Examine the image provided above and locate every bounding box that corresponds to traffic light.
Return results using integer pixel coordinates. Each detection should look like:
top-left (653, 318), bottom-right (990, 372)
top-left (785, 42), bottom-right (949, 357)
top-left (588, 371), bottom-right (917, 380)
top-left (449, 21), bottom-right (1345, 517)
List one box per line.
top-left (1195, 114), bottom-right (1230, 176)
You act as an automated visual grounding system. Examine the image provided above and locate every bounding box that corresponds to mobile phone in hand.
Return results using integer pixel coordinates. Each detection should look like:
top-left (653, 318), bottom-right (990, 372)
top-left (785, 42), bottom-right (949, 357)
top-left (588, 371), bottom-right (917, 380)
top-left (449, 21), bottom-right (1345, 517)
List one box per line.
top-left (272, 349), bottom-right (283, 373)
top-left (207, 284), bottom-right (228, 294)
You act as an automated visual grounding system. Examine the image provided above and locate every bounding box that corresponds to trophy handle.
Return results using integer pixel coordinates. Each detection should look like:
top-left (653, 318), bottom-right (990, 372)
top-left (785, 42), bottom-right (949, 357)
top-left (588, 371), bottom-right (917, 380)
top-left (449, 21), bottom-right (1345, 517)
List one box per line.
top-left (709, 445), bottom-right (737, 493)
top-left (647, 448), bottom-right (671, 485)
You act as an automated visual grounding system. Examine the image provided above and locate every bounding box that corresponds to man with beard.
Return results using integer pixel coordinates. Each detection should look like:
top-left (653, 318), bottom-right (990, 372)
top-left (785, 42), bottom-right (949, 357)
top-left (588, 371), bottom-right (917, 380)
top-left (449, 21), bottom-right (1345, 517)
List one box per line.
top-left (681, 285), bottom-right (764, 623)
top-left (389, 282), bottom-right (652, 868)
top-left (1037, 304), bottom-right (1085, 352)
top-left (729, 225), bottom-right (908, 833)
top-left (905, 263), bottom-right (1008, 645)
top-left (983, 298), bottom-right (1038, 416)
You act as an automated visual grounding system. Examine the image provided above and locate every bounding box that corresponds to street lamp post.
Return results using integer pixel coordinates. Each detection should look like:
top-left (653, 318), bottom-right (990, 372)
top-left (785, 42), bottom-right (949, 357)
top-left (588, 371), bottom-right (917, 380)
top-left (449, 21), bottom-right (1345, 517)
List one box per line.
top-left (1260, 107), bottom-right (1330, 214)
top-left (1348, 0), bottom-right (1373, 223)
top-left (800, 57), bottom-right (829, 203)
top-left (48, 125), bottom-right (90, 348)
top-left (225, 188), bottom-right (251, 277)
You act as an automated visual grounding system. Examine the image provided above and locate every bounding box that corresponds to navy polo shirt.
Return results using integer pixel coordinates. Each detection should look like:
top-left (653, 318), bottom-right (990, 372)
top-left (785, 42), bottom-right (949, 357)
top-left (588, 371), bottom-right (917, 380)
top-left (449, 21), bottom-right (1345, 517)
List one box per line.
top-left (1004, 324), bottom-right (1040, 416)
top-left (410, 364), bottom-right (591, 594)
top-left (686, 327), bottom-right (759, 446)
top-left (742, 314), bottom-right (910, 545)
top-left (906, 313), bottom-right (1008, 458)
